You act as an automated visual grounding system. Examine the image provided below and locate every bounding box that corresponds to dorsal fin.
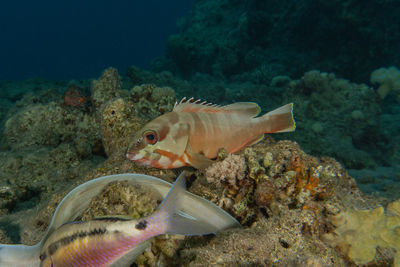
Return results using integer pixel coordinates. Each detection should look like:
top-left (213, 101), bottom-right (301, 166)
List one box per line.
top-left (173, 97), bottom-right (261, 117)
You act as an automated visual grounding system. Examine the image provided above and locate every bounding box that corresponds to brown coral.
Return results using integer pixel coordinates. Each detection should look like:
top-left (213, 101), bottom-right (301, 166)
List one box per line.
top-left (80, 181), bottom-right (158, 220)
top-left (100, 98), bottom-right (145, 157)
top-left (91, 67), bottom-right (121, 111)
top-left (205, 154), bottom-right (245, 186)
top-left (130, 84), bottom-right (175, 119)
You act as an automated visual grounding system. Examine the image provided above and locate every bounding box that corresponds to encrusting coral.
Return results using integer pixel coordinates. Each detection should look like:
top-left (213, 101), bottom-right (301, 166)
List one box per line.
top-left (324, 198), bottom-right (400, 266)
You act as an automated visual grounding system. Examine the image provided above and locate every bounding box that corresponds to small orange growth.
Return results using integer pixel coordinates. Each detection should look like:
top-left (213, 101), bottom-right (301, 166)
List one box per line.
top-left (64, 85), bottom-right (91, 108)
top-left (288, 154), bottom-right (321, 196)
top-left (304, 175), bottom-right (320, 196)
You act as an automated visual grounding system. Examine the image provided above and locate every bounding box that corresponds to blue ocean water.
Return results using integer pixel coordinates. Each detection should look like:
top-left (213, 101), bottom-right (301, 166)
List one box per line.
top-left (0, 0), bottom-right (194, 80)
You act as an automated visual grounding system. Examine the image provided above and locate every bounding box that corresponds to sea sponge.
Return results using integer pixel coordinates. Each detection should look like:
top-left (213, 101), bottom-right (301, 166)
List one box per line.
top-left (370, 66), bottom-right (400, 99)
top-left (324, 198), bottom-right (400, 265)
top-left (205, 154), bottom-right (246, 185)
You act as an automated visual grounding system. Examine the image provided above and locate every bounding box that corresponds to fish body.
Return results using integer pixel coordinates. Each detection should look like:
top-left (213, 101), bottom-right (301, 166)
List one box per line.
top-left (127, 98), bottom-right (296, 169)
top-left (0, 173), bottom-right (239, 267)
top-left (38, 172), bottom-right (216, 267)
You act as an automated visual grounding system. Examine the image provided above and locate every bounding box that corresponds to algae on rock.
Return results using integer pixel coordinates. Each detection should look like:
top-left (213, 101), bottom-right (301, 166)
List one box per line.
top-left (91, 67), bottom-right (121, 111)
top-left (130, 84), bottom-right (176, 119)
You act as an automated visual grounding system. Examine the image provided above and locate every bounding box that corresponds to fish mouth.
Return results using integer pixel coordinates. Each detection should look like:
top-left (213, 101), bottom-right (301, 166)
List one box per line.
top-left (126, 150), bottom-right (161, 167)
top-left (126, 151), bottom-right (143, 161)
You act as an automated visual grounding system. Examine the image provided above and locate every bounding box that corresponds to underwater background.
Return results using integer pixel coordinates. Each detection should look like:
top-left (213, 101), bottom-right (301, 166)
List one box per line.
top-left (1, 0), bottom-right (400, 266)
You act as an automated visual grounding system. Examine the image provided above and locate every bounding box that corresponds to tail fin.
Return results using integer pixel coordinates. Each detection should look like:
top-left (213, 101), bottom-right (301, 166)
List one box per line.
top-left (155, 171), bottom-right (229, 235)
top-left (0, 243), bottom-right (40, 267)
top-left (255, 103), bottom-right (296, 133)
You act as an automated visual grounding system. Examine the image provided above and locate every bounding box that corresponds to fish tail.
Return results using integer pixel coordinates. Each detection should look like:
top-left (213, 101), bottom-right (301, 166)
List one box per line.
top-left (0, 243), bottom-right (40, 267)
top-left (153, 171), bottom-right (224, 236)
top-left (256, 103), bottom-right (296, 133)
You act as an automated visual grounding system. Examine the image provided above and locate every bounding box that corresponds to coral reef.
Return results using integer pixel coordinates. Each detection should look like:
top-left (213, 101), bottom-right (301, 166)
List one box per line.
top-left (157, 0), bottom-right (400, 83)
top-left (0, 145), bottom-right (102, 216)
top-left (63, 84), bottom-right (91, 109)
top-left (371, 66), bottom-right (400, 100)
top-left (0, 67), bottom-right (398, 266)
top-left (283, 70), bottom-right (382, 169)
top-left (100, 97), bottom-right (145, 157)
top-left (186, 138), bottom-right (387, 266)
top-left (324, 198), bottom-right (400, 266)
top-left (130, 84), bottom-right (176, 119)
top-left (205, 154), bottom-right (245, 186)
top-left (4, 101), bottom-right (100, 154)
top-left (91, 67), bottom-right (121, 111)
top-left (180, 210), bottom-right (347, 266)
top-left (80, 181), bottom-right (158, 221)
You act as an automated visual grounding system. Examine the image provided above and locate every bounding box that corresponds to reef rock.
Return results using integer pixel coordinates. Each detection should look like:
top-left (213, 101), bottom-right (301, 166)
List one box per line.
top-left (283, 70), bottom-right (382, 170)
top-left (91, 67), bottom-right (121, 111)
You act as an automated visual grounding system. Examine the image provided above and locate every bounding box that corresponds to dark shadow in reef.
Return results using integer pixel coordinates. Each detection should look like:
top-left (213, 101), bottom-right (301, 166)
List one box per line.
top-left (0, 219), bottom-right (21, 243)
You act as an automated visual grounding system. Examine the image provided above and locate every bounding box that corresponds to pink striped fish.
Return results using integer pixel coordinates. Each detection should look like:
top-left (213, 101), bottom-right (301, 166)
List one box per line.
top-left (126, 98), bottom-right (295, 169)
top-left (38, 172), bottom-right (219, 267)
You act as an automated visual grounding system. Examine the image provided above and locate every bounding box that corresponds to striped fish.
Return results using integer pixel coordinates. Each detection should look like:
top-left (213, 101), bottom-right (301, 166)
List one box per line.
top-left (37, 172), bottom-right (222, 267)
top-left (0, 173), bottom-right (239, 267)
top-left (126, 98), bottom-right (296, 169)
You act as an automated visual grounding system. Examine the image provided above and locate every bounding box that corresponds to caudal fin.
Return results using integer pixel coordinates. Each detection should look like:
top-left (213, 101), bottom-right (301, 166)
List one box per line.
top-left (0, 243), bottom-right (41, 267)
top-left (256, 103), bottom-right (296, 133)
top-left (155, 171), bottom-right (236, 235)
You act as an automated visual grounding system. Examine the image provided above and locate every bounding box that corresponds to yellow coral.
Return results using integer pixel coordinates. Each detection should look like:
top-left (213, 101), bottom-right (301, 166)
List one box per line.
top-left (324, 199), bottom-right (400, 266)
top-left (370, 66), bottom-right (400, 99)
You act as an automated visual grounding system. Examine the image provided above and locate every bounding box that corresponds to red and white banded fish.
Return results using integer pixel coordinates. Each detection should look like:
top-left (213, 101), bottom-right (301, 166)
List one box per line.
top-left (126, 98), bottom-right (296, 169)
top-left (37, 172), bottom-right (221, 267)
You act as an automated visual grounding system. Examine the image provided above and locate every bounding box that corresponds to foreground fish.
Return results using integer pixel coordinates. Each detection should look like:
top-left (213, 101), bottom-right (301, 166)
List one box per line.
top-left (0, 173), bottom-right (239, 267)
top-left (127, 98), bottom-right (296, 169)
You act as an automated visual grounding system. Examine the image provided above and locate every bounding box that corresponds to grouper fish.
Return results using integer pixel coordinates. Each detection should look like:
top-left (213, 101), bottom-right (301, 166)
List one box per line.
top-left (0, 172), bottom-right (239, 267)
top-left (126, 97), bottom-right (296, 169)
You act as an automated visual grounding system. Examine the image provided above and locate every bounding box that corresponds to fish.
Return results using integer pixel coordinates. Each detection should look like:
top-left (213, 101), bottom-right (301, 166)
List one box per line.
top-left (63, 85), bottom-right (91, 109)
top-left (0, 172), bottom-right (239, 267)
top-left (126, 97), bottom-right (296, 169)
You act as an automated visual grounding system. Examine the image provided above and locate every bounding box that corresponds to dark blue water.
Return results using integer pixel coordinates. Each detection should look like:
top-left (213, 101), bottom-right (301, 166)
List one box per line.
top-left (0, 0), bottom-right (194, 80)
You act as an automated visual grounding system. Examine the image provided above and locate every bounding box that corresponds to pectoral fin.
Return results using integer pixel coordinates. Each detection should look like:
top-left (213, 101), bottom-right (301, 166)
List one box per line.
top-left (187, 151), bottom-right (214, 170)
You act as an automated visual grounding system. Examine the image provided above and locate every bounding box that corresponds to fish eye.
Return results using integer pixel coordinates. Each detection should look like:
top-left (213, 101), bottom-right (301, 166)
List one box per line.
top-left (144, 131), bottom-right (158, 145)
top-left (39, 253), bottom-right (46, 261)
